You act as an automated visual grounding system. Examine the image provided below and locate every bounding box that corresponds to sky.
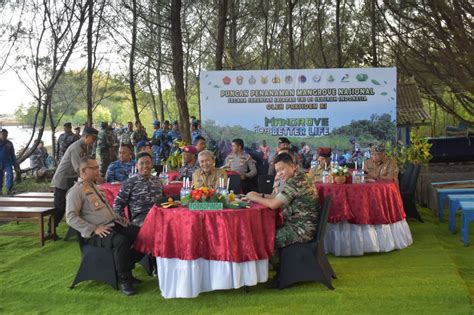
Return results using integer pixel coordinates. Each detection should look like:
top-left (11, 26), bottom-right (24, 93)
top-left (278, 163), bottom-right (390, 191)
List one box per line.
top-left (0, 69), bottom-right (33, 115)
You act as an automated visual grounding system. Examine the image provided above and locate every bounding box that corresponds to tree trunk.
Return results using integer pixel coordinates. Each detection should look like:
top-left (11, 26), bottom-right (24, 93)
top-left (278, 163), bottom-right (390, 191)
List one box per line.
top-left (170, 0), bottom-right (191, 143)
top-left (370, 0), bottom-right (378, 67)
top-left (215, 0), bottom-right (228, 70)
top-left (129, 0), bottom-right (140, 124)
top-left (335, 0), bottom-right (342, 67)
top-left (287, 0), bottom-right (297, 68)
top-left (86, 0), bottom-right (94, 126)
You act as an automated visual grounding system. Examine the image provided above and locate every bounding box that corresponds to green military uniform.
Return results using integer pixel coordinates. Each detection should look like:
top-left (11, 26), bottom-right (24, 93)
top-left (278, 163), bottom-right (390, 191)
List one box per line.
top-left (97, 128), bottom-right (113, 176)
top-left (192, 168), bottom-right (227, 189)
top-left (274, 170), bottom-right (321, 248)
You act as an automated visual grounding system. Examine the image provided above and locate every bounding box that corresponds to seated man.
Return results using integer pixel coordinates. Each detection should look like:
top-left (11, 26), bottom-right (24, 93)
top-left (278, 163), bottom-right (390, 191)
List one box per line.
top-left (65, 157), bottom-right (142, 296)
top-left (246, 153), bottom-right (321, 283)
top-left (192, 150), bottom-right (227, 189)
top-left (106, 145), bottom-right (134, 182)
top-left (178, 145), bottom-right (199, 180)
top-left (363, 142), bottom-right (399, 183)
top-left (30, 140), bottom-right (52, 181)
top-left (114, 152), bottom-right (163, 227)
top-left (223, 138), bottom-right (257, 193)
top-left (310, 147), bottom-right (332, 182)
top-left (268, 137), bottom-right (292, 176)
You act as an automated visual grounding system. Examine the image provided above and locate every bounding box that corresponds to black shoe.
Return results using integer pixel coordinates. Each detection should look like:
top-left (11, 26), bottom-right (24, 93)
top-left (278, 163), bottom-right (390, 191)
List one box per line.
top-left (131, 276), bottom-right (142, 285)
top-left (120, 281), bottom-right (136, 296)
top-left (45, 232), bottom-right (60, 241)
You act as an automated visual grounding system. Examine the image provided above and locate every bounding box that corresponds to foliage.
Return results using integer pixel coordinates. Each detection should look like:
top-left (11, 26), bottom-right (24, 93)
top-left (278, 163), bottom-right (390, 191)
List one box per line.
top-left (331, 113), bottom-right (396, 142)
top-left (331, 165), bottom-right (349, 177)
top-left (386, 131), bottom-right (433, 169)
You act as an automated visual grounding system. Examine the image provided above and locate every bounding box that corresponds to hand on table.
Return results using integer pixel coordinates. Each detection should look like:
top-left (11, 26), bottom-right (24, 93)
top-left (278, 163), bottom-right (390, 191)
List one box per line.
top-left (245, 191), bottom-right (260, 202)
top-left (94, 225), bottom-right (112, 238)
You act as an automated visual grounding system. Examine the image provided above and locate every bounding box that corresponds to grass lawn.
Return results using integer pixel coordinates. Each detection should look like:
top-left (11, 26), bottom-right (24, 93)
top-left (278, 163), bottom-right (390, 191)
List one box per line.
top-left (0, 208), bottom-right (473, 314)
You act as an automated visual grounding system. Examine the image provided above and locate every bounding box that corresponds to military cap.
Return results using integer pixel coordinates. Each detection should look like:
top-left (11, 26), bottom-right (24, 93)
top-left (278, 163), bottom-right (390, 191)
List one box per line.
top-left (183, 145), bottom-right (197, 154)
top-left (137, 140), bottom-right (151, 149)
top-left (64, 122), bottom-right (72, 128)
top-left (278, 137), bottom-right (291, 144)
top-left (153, 120), bottom-right (161, 126)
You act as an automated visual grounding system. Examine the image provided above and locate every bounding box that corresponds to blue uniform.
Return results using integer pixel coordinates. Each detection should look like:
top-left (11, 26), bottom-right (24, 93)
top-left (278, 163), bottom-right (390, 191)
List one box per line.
top-left (169, 129), bottom-right (181, 142)
top-left (105, 160), bottom-right (134, 183)
top-left (152, 129), bottom-right (164, 166)
top-left (0, 139), bottom-right (16, 192)
top-left (191, 130), bottom-right (201, 144)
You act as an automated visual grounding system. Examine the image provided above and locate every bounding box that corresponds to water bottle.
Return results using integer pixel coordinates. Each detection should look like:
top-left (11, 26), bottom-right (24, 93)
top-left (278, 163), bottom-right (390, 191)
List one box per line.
top-left (310, 158), bottom-right (318, 170)
top-left (180, 186), bottom-right (190, 206)
top-left (322, 169), bottom-right (330, 184)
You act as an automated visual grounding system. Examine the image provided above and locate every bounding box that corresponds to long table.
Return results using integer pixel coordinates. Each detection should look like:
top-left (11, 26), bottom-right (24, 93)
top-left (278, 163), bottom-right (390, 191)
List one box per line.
top-left (316, 181), bottom-right (413, 256)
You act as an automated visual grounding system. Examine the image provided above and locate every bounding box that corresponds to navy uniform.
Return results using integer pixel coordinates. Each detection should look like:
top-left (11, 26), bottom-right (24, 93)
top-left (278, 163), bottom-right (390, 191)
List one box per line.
top-left (274, 170), bottom-right (321, 248)
top-left (106, 160), bottom-right (134, 183)
top-left (65, 178), bottom-right (142, 292)
top-left (113, 174), bottom-right (163, 226)
top-left (56, 131), bottom-right (79, 163)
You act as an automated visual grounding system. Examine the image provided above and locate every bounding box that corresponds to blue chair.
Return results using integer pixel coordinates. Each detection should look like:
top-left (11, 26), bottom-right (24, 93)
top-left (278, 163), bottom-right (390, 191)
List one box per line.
top-left (460, 201), bottom-right (474, 247)
top-left (436, 188), bottom-right (474, 222)
top-left (447, 194), bottom-right (474, 233)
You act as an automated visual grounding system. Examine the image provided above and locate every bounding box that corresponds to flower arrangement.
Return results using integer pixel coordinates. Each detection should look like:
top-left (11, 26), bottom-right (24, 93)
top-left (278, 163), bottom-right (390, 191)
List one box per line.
top-left (190, 187), bottom-right (225, 202)
top-left (331, 165), bottom-right (349, 177)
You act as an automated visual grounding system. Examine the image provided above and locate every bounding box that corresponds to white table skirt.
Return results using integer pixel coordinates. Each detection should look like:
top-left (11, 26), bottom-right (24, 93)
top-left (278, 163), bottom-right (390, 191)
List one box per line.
top-left (156, 258), bottom-right (269, 298)
top-left (324, 219), bottom-right (413, 256)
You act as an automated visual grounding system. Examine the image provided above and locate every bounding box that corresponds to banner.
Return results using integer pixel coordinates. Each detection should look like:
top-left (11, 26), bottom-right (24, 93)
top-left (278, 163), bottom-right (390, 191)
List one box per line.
top-left (200, 67), bottom-right (397, 143)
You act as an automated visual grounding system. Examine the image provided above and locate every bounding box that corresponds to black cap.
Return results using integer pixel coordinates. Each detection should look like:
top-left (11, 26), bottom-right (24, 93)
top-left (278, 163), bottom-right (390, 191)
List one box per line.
top-left (64, 122), bottom-right (72, 128)
top-left (82, 127), bottom-right (99, 136)
top-left (278, 137), bottom-right (291, 144)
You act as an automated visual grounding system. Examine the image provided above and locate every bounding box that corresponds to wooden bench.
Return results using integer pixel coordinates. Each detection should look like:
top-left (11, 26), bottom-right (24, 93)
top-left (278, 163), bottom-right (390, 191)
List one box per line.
top-left (0, 207), bottom-right (57, 246)
top-left (0, 197), bottom-right (54, 208)
top-left (14, 192), bottom-right (54, 198)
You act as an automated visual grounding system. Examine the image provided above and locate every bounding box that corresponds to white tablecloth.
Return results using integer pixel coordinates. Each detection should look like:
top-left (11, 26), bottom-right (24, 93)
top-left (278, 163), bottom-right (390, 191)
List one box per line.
top-left (324, 219), bottom-right (413, 256)
top-left (156, 258), bottom-right (269, 298)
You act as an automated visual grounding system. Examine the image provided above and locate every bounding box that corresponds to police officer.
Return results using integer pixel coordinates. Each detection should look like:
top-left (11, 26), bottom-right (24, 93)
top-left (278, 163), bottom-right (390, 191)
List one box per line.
top-left (66, 157), bottom-right (142, 296)
top-left (49, 127), bottom-right (100, 237)
top-left (114, 152), bottom-right (164, 227)
top-left (223, 138), bottom-right (257, 193)
top-left (56, 122), bottom-right (80, 163)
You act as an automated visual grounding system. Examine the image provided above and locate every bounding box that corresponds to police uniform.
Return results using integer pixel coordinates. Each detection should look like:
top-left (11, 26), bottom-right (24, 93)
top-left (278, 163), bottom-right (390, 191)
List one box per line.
top-left (106, 160), bottom-right (134, 183)
top-left (364, 155), bottom-right (399, 183)
top-left (224, 152), bottom-right (257, 193)
top-left (192, 168), bottom-right (227, 189)
top-left (50, 128), bottom-right (97, 234)
top-left (65, 178), bottom-right (142, 283)
top-left (56, 131), bottom-right (79, 162)
top-left (274, 169), bottom-right (321, 248)
top-left (113, 174), bottom-right (163, 226)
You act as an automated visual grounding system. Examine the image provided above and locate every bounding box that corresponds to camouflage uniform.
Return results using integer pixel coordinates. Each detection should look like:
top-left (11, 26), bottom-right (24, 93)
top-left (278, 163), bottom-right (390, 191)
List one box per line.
top-left (120, 129), bottom-right (133, 146)
top-left (97, 128), bottom-right (113, 176)
top-left (192, 168), bottom-right (227, 189)
top-left (56, 131), bottom-right (79, 163)
top-left (178, 161), bottom-right (200, 180)
top-left (363, 156), bottom-right (399, 183)
top-left (106, 160), bottom-right (134, 183)
top-left (131, 128), bottom-right (148, 147)
top-left (113, 174), bottom-right (163, 226)
top-left (274, 170), bottom-right (321, 248)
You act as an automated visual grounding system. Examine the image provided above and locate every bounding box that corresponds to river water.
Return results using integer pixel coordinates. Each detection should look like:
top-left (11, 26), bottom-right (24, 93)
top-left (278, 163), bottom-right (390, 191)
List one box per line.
top-left (0, 125), bottom-right (62, 168)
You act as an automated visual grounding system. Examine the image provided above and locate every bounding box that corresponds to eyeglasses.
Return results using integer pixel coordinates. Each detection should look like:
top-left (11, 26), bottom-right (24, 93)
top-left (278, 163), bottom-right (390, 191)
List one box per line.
top-left (84, 166), bottom-right (99, 170)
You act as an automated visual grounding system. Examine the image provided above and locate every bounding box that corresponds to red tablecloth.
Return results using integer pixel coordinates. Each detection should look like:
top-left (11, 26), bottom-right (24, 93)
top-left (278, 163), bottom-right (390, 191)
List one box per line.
top-left (316, 181), bottom-right (406, 225)
top-left (99, 182), bottom-right (183, 207)
top-left (134, 204), bottom-right (277, 262)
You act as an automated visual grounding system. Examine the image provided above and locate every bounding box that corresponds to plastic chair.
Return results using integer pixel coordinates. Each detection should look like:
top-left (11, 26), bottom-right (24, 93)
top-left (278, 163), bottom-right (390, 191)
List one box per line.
top-left (400, 163), bottom-right (423, 222)
top-left (447, 194), bottom-right (474, 233)
top-left (460, 201), bottom-right (474, 247)
top-left (70, 229), bottom-right (118, 290)
top-left (257, 175), bottom-right (275, 194)
top-left (278, 196), bottom-right (335, 290)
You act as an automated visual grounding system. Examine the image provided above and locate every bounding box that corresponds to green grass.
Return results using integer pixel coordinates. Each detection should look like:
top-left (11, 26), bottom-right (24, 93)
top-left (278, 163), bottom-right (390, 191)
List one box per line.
top-left (0, 208), bottom-right (473, 315)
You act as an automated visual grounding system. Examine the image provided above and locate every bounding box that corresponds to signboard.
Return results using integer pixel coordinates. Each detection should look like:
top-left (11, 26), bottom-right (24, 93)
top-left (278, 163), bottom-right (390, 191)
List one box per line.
top-left (200, 68), bottom-right (397, 145)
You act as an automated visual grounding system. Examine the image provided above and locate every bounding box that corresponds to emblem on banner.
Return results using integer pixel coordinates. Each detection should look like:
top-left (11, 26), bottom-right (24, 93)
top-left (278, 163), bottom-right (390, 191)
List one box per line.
top-left (272, 75), bottom-right (281, 83)
top-left (312, 75), bottom-right (321, 82)
top-left (299, 75), bottom-right (307, 83)
top-left (249, 75), bottom-right (256, 85)
top-left (223, 76), bottom-right (231, 85)
top-left (261, 76), bottom-right (268, 84)
top-left (327, 75), bottom-right (335, 82)
top-left (341, 74), bottom-right (350, 82)
top-left (236, 75), bottom-right (243, 85)
top-left (285, 75), bottom-right (293, 83)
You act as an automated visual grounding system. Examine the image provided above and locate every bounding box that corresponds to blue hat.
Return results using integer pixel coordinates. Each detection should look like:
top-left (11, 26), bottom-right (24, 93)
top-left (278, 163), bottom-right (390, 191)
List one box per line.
top-left (153, 120), bottom-right (161, 126)
top-left (137, 140), bottom-right (150, 149)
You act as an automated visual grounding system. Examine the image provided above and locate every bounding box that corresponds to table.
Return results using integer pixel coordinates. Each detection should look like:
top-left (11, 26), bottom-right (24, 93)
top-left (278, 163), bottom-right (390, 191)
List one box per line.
top-left (0, 207), bottom-right (56, 246)
top-left (134, 203), bottom-right (277, 298)
top-left (0, 197), bottom-right (54, 208)
top-left (315, 181), bottom-right (413, 256)
top-left (14, 192), bottom-right (54, 198)
top-left (436, 188), bottom-right (474, 222)
top-left (99, 182), bottom-right (183, 208)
